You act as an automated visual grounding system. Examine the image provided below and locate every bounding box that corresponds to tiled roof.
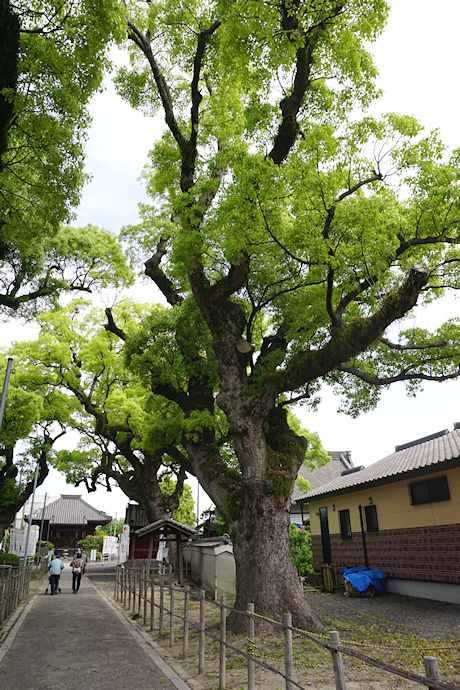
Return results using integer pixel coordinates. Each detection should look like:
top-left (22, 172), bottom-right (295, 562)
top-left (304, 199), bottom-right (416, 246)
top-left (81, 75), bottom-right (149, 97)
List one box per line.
top-left (136, 515), bottom-right (197, 538)
top-left (305, 427), bottom-right (460, 499)
top-left (30, 494), bottom-right (112, 525)
top-left (291, 451), bottom-right (353, 503)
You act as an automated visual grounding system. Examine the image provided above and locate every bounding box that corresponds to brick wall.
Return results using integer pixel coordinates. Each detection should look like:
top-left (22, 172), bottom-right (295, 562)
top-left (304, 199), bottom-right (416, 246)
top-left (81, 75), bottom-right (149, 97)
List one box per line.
top-left (312, 523), bottom-right (460, 583)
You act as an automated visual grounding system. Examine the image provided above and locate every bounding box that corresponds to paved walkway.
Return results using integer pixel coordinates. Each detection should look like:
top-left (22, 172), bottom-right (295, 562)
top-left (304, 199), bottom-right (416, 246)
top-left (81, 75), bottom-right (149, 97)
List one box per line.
top-left (0, 562), bottom-right (191, 690)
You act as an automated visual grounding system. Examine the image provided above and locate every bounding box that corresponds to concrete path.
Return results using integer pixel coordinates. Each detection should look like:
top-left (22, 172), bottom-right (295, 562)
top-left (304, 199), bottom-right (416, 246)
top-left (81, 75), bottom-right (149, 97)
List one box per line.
top-left (0, 562), bottom-right (191, 690)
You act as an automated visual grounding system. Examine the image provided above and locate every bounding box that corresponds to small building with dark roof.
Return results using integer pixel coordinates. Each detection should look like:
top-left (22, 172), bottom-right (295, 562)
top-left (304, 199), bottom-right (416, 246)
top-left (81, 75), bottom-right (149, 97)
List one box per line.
top-left (290, 451), bottom-right (354, 526)
top-left (28, 494), bottom-right (112, 553)
top-left (307, 425), bottom-right (460, 604)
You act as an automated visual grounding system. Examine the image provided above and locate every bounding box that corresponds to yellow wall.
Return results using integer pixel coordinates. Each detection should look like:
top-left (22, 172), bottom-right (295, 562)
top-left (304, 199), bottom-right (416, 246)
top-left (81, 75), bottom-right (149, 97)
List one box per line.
top-left (309, 466), bottom-right (460, 536)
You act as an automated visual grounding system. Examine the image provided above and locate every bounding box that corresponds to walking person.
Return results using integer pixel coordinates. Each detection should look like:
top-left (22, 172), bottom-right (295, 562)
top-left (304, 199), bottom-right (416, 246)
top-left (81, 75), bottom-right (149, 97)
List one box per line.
top-left (80, 549), bottom-right (89, 573)
top-left (48, 555), bottom-right (64, 595)
top-left (72, 552), bottom-right (84, 593)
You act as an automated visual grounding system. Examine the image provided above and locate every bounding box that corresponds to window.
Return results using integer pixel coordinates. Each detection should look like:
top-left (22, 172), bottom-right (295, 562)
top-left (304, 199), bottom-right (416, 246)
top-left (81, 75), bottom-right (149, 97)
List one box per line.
top-left (365, 504), bottom-right (379, 532)
top-left (409, 475), bottom-right (450, 505)
top-left (339, 509), bottom-right (352, 540)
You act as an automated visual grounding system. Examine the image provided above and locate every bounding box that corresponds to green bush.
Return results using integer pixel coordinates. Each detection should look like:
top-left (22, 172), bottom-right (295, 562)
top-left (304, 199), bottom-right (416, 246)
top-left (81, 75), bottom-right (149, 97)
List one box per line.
top-left (39, 540), bottom-right (54, 551)
top-left (289, 523), bottom-right (313, 576)
top-left (0, 553), bottom-right (21, 566)
top-left (78, 534), bottom-right (103, 553)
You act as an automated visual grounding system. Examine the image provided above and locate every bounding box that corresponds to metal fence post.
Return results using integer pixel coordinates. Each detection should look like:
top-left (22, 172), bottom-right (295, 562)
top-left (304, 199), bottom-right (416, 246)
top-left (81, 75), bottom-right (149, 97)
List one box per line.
top-left (138, 568), bottom-right (143, 616)
top-left (183, 584), bottom-right (190, 659)
top-left (159, 580), bottom-right (164, 638)
top-left (219, 595), bottom-right (226, 690)
top-left (247, 603), bottom-right (255, 690)
top-left (199, 589), bottom-right (205, 674)
top-left (329, 630), bottom-right (347, 690)
top-left (283, 613), bottom-right (294, 690)
top-left (170, 582), bottom-right (175, 646)
top-left (424, 656), bottom-right (441, 681)
top-left (143, 571), bottom-right (148, 625)
top-left (150, 576), bottom-right (155, 632)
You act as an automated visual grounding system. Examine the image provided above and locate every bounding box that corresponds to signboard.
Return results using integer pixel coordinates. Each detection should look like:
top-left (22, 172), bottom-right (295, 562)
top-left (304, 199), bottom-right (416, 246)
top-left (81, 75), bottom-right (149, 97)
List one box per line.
top-left (90, 549), bottom-right (97, 561)
top-left (102, 535), bottom-right (118, 556)
top-left (118, 524), bottom-right (130, 564)
top-left (9, 527), bottom-right (39, 557)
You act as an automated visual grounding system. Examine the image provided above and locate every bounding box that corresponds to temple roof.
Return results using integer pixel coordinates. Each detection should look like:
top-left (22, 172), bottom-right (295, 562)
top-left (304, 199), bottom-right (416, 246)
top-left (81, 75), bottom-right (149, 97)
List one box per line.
top-left (29, 494), bottom-right (112, 526)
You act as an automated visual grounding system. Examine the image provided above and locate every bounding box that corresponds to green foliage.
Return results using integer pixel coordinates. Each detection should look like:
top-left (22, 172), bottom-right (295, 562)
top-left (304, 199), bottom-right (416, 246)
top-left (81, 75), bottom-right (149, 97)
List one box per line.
top-left (0, 1), bottom-right (129, 314)
top-left (95, 520), bottom-right (125, 539)
top-left (0, 553), bottom-right (20, 566)
top-left (289, 524), bottom-right (313, 576)
top-left (161, 478), bottom-right (195, 525)
top-left (78, 534), bottom-right (103, 554)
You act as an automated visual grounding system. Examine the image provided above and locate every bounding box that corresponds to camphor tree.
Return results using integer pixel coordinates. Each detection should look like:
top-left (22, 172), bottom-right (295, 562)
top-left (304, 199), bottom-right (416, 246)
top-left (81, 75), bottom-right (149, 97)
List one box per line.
top-left (0, 358), bottom-right (69, 542)
top-left (113, 0), bottom-right (460, 630)
top-left (0, 0), bottom-right (130, 314)
top-left (11, 300), bottom-right (193, 523)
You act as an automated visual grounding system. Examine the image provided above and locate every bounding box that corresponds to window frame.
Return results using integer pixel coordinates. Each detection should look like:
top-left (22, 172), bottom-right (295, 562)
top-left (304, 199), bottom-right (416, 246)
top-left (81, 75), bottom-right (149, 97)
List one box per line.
top-left (339, 508), bottom-right (352, 540)
top-left (409, 475), bottom-right (450, 506)
top-left (364, 504), bottom-right (379, 532)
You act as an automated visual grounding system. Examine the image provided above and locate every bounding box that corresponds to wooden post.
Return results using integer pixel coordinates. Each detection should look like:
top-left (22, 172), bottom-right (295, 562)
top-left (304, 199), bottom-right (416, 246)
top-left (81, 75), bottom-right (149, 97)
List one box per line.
top-left (219, 595), bottom-right (226, 690)
top-left (150, 576), bottom-right (155, 632)
top-left (114, 567), bottom-right (118, 599)
top-left (169, 582), bottom-right (175, 646)
top-left (247, 603), bottom-right (255, 690)
top-left (177, 535), bottom-right (184, 585)
top-left (128, 570), bottom-right (132, 611)
top-left (183, 585), bottom-right (190, 659)
top-left (133, 571), bottom-right (138, 615)
top-left (424, 657), bottom-right (441, 681)
top-left (329, 631), bottom-right (347, 690)
top-left (199, 589), bottom-right (205, 674)
top-left (0, 581), bottom-right (5, 625)
top-left (143, 572), bottom-right (148, 625)
top-left (146, 534), bottom-right (154, 577)
top-left (138, 568), bottom-right (143, 616)
top-left (283, 613), bottom-right (294, 690)
top-left (159, 580), bottom-right (164, 637)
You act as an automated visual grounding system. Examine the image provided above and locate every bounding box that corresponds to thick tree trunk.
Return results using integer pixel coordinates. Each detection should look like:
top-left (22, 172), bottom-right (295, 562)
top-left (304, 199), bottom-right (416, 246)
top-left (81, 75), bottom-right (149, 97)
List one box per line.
top-left (227, 489), bottom-right (322, 633)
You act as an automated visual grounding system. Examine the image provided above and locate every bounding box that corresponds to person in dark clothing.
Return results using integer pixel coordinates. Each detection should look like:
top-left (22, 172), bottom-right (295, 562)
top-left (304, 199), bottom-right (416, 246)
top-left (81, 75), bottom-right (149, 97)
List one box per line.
top-left (72, 552), bottom-right (83, 593)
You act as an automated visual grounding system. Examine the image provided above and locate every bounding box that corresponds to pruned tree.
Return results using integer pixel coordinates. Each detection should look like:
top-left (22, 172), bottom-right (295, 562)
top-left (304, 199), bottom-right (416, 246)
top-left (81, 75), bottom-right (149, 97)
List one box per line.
top-left (12, 300), bottom-right (192, 523)
top-left (114, 1), bottom-right (460, 630)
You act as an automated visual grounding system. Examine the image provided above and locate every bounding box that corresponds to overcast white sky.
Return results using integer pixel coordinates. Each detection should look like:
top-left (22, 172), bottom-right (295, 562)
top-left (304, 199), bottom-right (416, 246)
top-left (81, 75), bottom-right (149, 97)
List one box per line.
top-left (3, 1), bottom-right (460, 519)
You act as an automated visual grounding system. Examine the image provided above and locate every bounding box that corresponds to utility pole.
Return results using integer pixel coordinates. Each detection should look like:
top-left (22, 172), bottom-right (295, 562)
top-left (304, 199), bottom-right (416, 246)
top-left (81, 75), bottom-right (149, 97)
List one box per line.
top-left (36, 492), bottom-right (47, 575)
top-left (23, 461), bottom-right (39, 572)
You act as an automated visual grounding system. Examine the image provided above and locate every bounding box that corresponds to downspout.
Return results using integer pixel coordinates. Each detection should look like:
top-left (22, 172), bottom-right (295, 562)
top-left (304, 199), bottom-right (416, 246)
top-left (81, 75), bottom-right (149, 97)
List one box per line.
top-left (358, 505), bottom-right (369, 568)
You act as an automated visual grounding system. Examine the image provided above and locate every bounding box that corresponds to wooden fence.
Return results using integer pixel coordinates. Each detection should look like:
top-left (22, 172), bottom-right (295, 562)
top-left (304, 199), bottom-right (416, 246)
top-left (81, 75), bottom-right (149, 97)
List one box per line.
top-left (114, 565), bottom-right (459, 690)
top-left (0, 564), bottom-right (32, 626)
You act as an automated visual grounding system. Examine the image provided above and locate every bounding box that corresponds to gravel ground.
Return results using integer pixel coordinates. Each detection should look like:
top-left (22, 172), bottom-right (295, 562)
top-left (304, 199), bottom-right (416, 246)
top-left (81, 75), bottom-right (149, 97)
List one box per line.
top-left (306, 588), bottom-right (460, 641)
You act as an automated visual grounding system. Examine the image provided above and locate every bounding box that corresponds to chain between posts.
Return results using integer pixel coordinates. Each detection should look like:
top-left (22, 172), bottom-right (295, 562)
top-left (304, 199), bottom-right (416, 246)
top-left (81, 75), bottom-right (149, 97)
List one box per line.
top-left (114, 566), bottom-right (458, 690)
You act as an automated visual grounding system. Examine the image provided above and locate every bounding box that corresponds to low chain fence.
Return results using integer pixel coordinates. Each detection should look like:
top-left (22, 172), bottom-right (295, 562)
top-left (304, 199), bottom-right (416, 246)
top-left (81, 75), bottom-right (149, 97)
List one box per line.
top-left (0, 564), bottom-right (32, 627)
top-left (114, 565), bottom-right (460, 690)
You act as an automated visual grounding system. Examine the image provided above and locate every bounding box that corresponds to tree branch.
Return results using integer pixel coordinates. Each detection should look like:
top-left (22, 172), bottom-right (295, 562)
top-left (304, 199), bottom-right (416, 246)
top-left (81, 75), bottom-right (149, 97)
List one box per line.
top-left (380, 337), bottom-right (447, 351)
top-left (275, 264), bottom-right (430, 394)
top-left (104, 307), bottom-right (127, 341)
top-left (144, 237), bottom-right (183, 306)
top-left (337, 363), bottom-right (459, 386)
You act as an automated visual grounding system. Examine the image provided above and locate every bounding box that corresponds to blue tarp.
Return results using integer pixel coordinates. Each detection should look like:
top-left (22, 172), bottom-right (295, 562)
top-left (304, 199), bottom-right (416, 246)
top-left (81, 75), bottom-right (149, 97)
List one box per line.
top-left (341, 566), bottom-right (387, 596)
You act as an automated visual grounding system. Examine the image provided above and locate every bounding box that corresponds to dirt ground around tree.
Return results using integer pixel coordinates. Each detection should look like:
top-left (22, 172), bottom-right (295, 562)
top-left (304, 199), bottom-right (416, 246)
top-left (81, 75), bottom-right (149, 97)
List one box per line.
top-left (91, 573), bottom-right (460, 690)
